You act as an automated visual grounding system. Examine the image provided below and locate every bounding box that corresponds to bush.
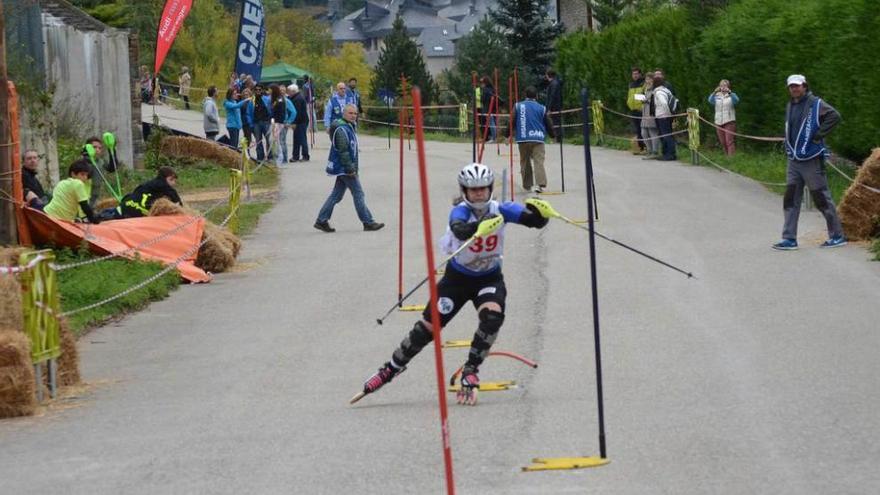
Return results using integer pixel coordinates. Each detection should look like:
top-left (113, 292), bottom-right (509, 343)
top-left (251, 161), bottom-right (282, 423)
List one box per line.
top-left (557, 0), bottom-right (879, 161)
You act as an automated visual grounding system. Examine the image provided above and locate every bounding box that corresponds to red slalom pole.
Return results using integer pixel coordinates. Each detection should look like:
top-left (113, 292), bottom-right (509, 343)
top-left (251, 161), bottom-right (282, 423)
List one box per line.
top-left (494, 67), bottom-right (500, 156)
top-left (477, 95), bottom-right (496, 163)
top-left (397, 75), bottom-right (407, 306)
top-left (412, 86), bottom-right (457, 495)
top-left (512, 68), bottom-right (520, 197)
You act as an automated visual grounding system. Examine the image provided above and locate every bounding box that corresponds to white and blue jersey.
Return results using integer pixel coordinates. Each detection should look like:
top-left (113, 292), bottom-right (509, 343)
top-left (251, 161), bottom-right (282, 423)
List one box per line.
top-left (514, 100), bottom-right (549, 143)
top-left (440, 200), bottom-right (527, 276)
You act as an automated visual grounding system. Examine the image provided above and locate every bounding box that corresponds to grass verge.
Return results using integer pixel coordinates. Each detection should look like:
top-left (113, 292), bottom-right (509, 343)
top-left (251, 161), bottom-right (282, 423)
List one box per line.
top-left (205, 202), bottom-right (274, 236)
top-left (56, 249), bottom-right (181, 336)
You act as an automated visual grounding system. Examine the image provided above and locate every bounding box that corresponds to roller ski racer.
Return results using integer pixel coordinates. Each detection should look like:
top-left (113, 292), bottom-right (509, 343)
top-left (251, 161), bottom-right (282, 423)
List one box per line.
top-left (351, 163), bottom-right (550, 406)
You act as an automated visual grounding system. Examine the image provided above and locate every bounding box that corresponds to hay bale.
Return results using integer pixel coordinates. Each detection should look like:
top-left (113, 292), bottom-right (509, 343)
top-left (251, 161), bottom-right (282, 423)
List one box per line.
top-left (0, 331), bottom-right (37, 418)
top-left (195, 236), bottom-right (235, 273)
top-left (56, 318), bottom-right (81, 387)
top-left (95, 197), bottom-right (118, 210)
top-left (0, 247), bottom-right (28, 331)
top-left (839, 149), bottom-right (880, 240)
top-left (149, 199), bottom-right (241, 273)
top-left (148, 198), bottom-right (202, 218)
top-left (159, 136), bottom-right (241, 169)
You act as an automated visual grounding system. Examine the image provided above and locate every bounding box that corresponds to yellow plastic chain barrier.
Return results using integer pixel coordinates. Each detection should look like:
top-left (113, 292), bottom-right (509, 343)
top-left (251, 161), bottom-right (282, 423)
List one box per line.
top-left (458, 103), bottom-right (468, 133)
top-left (687, 108), bottom-right (701, 152)
top-left (591, 100), bottom-right (605, 142)
top-left (18, 250), bottom-right (61, 364)
top-left (228, 169), bottom-right (243, 235)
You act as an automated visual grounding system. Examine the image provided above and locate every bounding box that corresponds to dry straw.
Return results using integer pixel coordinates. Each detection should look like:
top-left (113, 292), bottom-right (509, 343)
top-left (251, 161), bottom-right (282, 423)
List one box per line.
top-left (0, 247), bottom-right (28, 331)
top-left (839, 148), bottom-right (880, 240)
top-left (0, 330), bottom-right (37, 418)
top-left (159, 136), bottom-right (240, 169)
top-left (148, 198), bottom-right (241, 273)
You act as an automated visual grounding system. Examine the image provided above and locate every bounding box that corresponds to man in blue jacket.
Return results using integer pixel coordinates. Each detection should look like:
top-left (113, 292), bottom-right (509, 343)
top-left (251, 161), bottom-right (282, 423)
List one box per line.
top-left (279, 85), bottom-right (298, 164)
top-left (324, 82), bottom-right (355, 131)
top-left (514, 86), bottom-right (555, 193)
top-left (773, 74), bottom-right (845, 250)
top-left (314, 104), bottom-right (384, 233)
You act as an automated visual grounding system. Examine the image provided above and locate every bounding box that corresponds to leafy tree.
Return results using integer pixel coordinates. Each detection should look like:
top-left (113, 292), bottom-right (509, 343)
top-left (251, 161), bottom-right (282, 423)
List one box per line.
top-left (370, 16), bottom-right (436, 102)
top-left (489, 0), bottom-right (564, 86)
top-left (444, 18), bottom-right (520, 101)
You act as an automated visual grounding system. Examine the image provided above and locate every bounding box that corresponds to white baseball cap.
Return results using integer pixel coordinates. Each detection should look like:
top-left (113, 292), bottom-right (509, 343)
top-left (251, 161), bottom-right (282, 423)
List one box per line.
top-left (786, 74), bottom-right (806, 86)
top-left (287, 84), bottom-right (299, 92)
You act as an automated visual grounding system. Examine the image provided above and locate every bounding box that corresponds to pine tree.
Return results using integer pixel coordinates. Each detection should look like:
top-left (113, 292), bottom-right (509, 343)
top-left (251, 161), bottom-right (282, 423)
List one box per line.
top-left (489, 0), bottom-right (564, 84)
top-left (444, 18), bottom-right (520, 101)
top-left (370, 16), bottom-right (436, 103)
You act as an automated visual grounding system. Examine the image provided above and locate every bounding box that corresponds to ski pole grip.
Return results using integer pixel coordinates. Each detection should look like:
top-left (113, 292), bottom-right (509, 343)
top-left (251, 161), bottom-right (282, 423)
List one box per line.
top-left (524, 198), bottom-right (558, 219)
top-left (475, 215), bottom-right (503, 237)
top-left (102, 132), bottom-right (117, 151)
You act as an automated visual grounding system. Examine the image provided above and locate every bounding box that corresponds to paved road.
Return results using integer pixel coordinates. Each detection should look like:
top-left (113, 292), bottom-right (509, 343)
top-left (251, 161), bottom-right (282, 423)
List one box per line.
top-left (2, 112), bottom-right (879, 494)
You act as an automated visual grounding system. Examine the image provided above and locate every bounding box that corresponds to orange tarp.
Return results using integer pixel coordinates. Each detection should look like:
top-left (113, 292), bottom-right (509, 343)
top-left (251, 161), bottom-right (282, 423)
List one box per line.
top-left (21, 208), bottom-right (211, 283)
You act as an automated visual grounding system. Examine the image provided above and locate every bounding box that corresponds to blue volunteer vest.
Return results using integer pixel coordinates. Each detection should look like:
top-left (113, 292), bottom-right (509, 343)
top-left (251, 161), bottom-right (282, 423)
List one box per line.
top-left (326, 121), bottom-right (358, 176)
top-left (515, 100), bottom-right (548, 143)
top-left (785, 97), bottom-right (827, 161)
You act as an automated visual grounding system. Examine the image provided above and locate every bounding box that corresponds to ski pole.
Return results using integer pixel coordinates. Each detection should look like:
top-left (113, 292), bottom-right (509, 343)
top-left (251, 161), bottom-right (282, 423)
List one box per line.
top-left (524, 198), bottom-right (695, 279)
top-left (103, 132), bottom-right (123, 199)
top-left (376, 215), bottom-right (504, 325)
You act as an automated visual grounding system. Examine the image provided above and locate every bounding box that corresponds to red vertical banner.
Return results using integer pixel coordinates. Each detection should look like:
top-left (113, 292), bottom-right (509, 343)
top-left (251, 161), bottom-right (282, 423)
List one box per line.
top-left (154, 0), bottom-right (193, 75)
top-left (411, 86), bottom-right (456, 495)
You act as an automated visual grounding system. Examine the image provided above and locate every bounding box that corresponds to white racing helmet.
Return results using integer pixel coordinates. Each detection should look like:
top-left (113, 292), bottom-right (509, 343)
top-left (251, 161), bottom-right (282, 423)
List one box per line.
top-left (458, 163), bottom-right (494, 214)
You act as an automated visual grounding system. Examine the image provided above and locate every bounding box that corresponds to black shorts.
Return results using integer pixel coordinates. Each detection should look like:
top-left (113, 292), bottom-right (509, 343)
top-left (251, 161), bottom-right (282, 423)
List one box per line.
top-left (421, 267), bottom-right (507, 327)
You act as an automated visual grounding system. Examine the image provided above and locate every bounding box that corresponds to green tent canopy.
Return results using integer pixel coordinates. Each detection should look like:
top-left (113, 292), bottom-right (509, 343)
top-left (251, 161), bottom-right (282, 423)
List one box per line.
top-left (259, 62), bottom-right (313, 84)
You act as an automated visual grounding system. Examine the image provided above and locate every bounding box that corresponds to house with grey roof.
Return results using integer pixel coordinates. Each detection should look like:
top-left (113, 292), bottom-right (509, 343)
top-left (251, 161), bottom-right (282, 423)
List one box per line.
top-left (330, 0), bottom-right (581, 76)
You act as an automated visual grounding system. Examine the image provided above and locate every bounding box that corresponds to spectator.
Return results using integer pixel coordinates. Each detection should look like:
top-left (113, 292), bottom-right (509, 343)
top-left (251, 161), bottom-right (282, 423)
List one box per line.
top-left (480, 76), bottom-right (498, 142)
top-left (139, 65), bottom-right (153, 104)
top-left (324, 82), bottom-right (354, 131)
top-left (707, 79), bottom-right (740, 156)
top-left (44, 160), bottom-right (101, 224)
top-left (773, 74), bottom-right (845, 251)
top-left (118, 166), bottom-right (182, 218)
top-left (83, 136), bottom-right (118, 208)
top-left (252, 85), bottom-right (273, 161)
top-left (314, 104), bottom-right (384, 233)
top-left (179, 66), bottom-right (192, 110)
top-left (544, 69), bottom-right (563, 142)
top-left (302, 74), bottom-right (316, 133)
top-left (640, 72), bottom-right (660, 157)
top-left (203, 86), bottom-right (220, 141)
top-left (21, 149), bottom-right (49, 209)
top-left (241, 87), bottom-right (255, 147)
top-left (347, 77), bottom-right (363, 115)
top-left (651, 70), bottom-right (677, 161)
top-left (513, 86), bottom-right (555, 193)
top-left (229, 72), bottom-right (239, 91)
top-left (289, 84), bottom-right (310, 162)
top-left (627, 66), bottom-right (646, 153)
top-left (279, 84), bottom-right (299, 164)
top-left (224, 88), bottom-right (248, 149)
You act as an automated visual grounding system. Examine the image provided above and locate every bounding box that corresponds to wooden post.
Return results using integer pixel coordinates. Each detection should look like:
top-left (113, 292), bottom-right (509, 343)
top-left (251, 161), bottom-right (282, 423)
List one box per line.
top-left (0, 0), bottom-right (17, 244)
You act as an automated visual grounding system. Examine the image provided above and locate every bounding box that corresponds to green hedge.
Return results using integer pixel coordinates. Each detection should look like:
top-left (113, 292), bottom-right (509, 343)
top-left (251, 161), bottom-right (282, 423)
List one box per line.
top-left (557, 0), bottom-right (879, 161)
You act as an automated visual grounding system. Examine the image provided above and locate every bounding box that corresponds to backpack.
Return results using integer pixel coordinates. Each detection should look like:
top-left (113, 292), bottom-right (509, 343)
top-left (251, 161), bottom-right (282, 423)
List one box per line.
top-left (655, 86), bottom-right (679, 115)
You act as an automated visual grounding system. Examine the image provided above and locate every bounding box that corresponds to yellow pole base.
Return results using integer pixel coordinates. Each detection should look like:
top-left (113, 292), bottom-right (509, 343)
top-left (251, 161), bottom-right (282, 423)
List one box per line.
top-left (398, 304), bottom-right (426, 312)
top-left (523, 456), bottom-right (610, 471)
top-left (442, 339), bottom-right (472, 348)
top-left (537, 191), bottom-right (565, 196)
top-left (448, 381), bottom-right (516, 392)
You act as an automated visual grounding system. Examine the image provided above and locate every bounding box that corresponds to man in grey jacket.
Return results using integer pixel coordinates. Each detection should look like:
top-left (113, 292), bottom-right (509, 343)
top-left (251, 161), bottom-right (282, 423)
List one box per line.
top-left (203, 86), bottom-right (220, 141)
top-left (772, 74), bottom-right (844, 250)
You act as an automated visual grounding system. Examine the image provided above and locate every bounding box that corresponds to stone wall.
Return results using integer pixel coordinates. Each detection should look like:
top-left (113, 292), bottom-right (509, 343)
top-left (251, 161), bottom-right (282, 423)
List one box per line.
top-left (41, 0), bottom-right (139, 170)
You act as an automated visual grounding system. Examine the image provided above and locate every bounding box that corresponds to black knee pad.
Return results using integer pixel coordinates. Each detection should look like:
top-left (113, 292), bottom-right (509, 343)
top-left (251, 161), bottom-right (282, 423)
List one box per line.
top-left (409, 320), bottom-right (433, 347)
top-left (478, 308), bottom-right (505, 336)
top-left (783, 185), bottom-right (797, 209)
top-left (809, 188), bottom-right (829, 210)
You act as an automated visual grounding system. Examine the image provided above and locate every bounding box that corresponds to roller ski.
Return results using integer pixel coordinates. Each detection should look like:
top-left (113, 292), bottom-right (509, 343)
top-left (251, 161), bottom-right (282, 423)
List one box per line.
top-left (456, 365), bottom-right (480, 406)
top-left (349, 362), bottom-right (405, 404)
